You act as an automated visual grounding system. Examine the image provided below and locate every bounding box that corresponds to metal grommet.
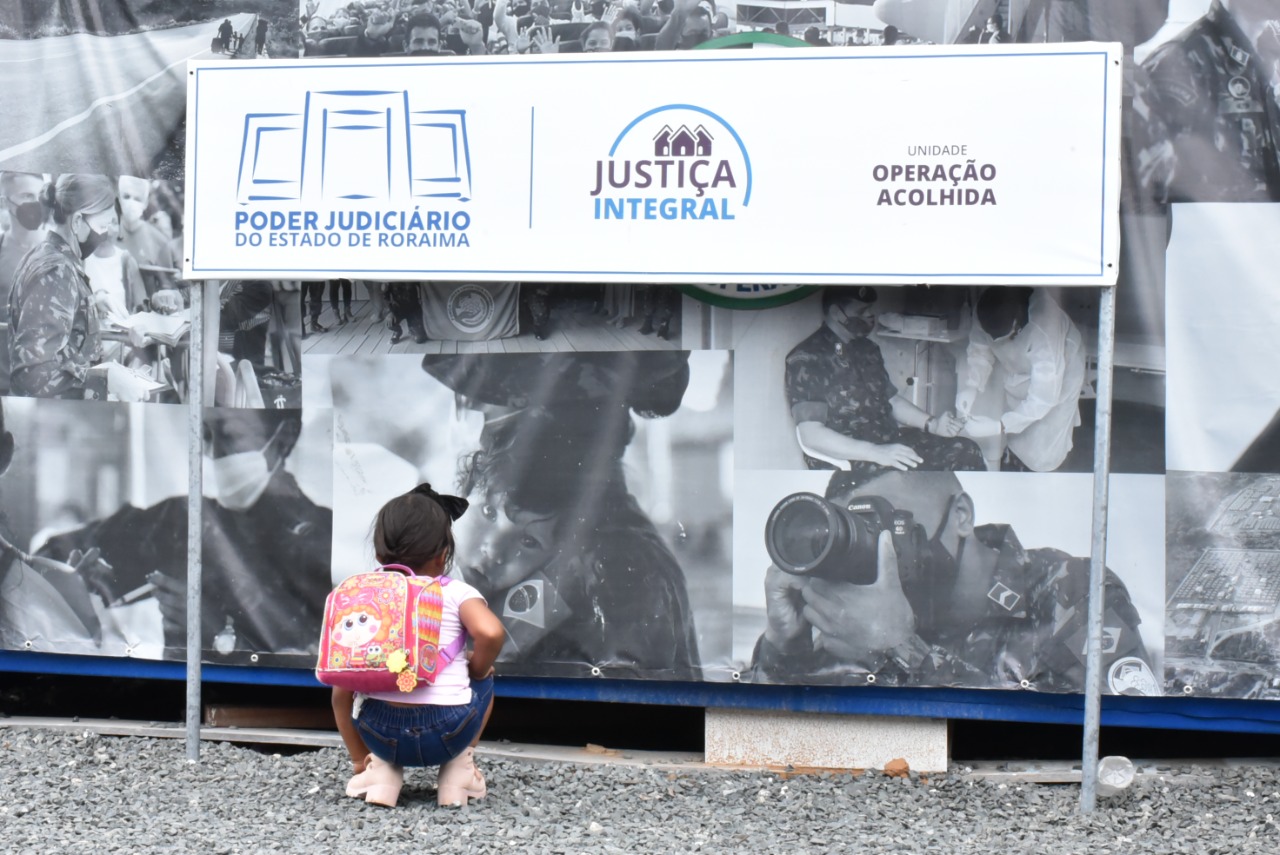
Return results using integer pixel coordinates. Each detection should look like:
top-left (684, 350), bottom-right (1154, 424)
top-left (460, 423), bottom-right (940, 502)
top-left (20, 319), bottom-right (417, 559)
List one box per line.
top-left (865, 674), bottom-right (876, 684)
top-left (249, 653), bottom-right (260, 663)
top-left (1019, 679), bottom-right (1031, 690)
top-left (730, 670), bottom-right (741, 682)
top-left (589, 666), bottom-right (602, 677)
top-left (23, 640), bottom-right (33, 649)
top-left (125, 646), bottom-right (136, 658)
top-left (1182, 685), bottom-right (1194, 695)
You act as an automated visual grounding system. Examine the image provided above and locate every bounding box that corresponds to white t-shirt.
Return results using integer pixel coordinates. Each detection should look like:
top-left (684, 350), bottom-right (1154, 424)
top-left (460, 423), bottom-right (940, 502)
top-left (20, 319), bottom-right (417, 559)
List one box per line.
top-left (364, 576), bottom-right (484, 707)
top-left (83, 251), bottom-right (129, 321)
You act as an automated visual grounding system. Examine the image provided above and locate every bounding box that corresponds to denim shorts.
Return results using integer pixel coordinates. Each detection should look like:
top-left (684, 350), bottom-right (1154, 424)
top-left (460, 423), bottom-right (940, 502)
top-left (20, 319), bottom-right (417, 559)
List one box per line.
top-left (354, 674), bottom-right (494, 768)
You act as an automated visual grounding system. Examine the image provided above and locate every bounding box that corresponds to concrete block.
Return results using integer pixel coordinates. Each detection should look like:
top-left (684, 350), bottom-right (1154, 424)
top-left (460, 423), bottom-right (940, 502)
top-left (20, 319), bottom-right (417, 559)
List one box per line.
top-left (704, 708), bottom-right (948, 773)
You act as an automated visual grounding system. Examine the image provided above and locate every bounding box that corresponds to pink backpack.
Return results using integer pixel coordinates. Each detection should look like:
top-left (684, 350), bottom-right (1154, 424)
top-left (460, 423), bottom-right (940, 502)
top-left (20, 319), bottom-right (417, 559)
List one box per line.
top-left (316, 565), bottom-right (467, 693)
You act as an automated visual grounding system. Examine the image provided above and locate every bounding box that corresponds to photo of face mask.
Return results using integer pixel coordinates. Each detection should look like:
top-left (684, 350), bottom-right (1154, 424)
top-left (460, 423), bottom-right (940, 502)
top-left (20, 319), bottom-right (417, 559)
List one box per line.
top-left (119, 197), bottom-right (147, 226)
top-left (7, 199), bottom-right (44, 231)
top-left (73, 211), bottom-right (112, 259)
top-left (205, 423), bottom-right (286, 511)
top-left (205, 450), bottom-right (270, 510)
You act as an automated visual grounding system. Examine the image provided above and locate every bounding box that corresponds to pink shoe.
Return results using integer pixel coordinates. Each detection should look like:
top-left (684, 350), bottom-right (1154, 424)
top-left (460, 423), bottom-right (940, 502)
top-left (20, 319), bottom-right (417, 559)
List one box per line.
top-left (436, 746), bottom-right (486, 807)
top-left (345, 754), bottom-right (403, 807)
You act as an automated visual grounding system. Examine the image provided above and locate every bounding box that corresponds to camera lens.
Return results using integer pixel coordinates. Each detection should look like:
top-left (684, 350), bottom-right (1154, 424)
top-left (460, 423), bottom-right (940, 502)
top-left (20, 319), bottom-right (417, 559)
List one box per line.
top-left (770, 498), bottom-right (836, 568)
top-left (765, 492), bottom-right (855, 576)
top-left (764, 492), bottom-right (881, 583)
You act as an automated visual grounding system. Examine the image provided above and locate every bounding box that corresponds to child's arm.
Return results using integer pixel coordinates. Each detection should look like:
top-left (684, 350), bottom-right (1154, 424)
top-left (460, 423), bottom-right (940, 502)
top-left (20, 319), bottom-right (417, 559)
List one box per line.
top-left (331, 688), bottom-right (371, 772)
top-left (459, 598), bottom-right (506, 680)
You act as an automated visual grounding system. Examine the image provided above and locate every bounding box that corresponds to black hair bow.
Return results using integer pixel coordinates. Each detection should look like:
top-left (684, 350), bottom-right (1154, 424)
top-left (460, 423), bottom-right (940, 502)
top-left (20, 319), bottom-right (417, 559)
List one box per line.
top-left (411, 483), bottom-right (469, 521)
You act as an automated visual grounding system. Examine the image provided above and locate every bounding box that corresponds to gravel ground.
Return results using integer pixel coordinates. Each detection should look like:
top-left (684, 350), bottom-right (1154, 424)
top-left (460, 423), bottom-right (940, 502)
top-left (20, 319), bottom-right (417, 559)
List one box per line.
top-left (3, 727), bottom-right (1280, 854)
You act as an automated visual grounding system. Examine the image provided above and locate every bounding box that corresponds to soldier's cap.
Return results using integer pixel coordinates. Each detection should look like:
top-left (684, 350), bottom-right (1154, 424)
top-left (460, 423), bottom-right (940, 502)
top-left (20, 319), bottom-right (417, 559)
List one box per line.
top-left (821, 285), bottom-right (877, 313)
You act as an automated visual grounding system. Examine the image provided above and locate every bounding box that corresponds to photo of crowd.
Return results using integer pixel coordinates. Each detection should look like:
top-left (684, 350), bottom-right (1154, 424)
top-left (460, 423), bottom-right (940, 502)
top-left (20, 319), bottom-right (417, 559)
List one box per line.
top-left (301, 0), bottom-right (735, 57)
top-left (0, 172), bottom-right (190, 403)
top-left (299, 281), bottom-right (683, 354)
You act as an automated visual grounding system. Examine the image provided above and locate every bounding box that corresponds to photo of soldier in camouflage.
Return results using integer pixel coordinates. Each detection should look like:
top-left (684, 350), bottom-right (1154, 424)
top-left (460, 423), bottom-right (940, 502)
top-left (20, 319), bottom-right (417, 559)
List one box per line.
top-left (737, 468), bottom-right (1162, 695)
top-left (785, 286), bottom-right (986, 477)
top-left (4, 173), bottom-right (186, 403)
top-left (1133, 0), bottom-right (1280, 203)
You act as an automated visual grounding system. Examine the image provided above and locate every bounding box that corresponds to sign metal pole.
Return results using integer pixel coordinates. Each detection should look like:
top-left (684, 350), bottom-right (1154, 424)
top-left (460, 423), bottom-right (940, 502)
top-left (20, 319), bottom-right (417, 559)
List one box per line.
top-left (1080, 283), bottom-right (1117, 812)
top-left (185, 282), bottom-right (205, 761)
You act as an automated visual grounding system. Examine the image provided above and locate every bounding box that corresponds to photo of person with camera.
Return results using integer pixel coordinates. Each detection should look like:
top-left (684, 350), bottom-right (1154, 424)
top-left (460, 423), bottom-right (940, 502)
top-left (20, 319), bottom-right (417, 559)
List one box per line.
top-left (732, 468), bottom-right (1163, 695)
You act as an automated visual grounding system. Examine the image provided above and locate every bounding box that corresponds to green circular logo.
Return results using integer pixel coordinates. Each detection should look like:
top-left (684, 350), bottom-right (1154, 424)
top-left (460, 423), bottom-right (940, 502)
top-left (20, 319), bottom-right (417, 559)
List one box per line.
top-left (678, 284), bottom-right (818, 309)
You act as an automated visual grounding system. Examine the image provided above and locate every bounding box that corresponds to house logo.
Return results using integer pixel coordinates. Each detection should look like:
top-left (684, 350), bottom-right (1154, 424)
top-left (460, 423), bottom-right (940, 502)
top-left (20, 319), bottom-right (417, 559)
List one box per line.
top-left (590, 104), bottom-right (751, 222)
top-left (235, 91), bottom-right (473, 204)
top-left (652, 124), bottom-right (713, 158)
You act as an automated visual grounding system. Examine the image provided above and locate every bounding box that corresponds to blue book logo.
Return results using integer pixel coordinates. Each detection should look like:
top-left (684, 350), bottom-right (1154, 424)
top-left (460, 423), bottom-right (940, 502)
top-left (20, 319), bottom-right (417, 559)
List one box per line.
top-left (236, 90), bottom-right (473, 204)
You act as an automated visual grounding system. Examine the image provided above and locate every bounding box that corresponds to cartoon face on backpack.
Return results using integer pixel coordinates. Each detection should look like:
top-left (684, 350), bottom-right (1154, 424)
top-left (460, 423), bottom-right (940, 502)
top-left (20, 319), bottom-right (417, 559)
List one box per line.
top-left (323, 582), bottom-right (402, 669)
top-left (332, 609), bottom-right (382, 650)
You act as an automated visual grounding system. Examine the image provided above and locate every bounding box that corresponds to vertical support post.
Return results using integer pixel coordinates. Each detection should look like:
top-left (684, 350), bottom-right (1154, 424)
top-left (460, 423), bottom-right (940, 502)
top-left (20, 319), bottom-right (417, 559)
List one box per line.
top-left (185, 281), bottom-right (206, 761)
top-left (1080, 284), bottom-right (1117, 812)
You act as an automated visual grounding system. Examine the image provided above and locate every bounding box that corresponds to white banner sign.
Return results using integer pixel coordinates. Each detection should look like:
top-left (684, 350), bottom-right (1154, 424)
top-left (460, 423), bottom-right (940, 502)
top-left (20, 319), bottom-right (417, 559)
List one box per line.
top-left (184, 44), bottom-right (1122, 286)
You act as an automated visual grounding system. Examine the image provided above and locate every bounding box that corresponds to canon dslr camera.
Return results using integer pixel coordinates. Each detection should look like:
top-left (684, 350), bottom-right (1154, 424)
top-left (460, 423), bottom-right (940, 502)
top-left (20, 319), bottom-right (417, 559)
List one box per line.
top-left (764, 492), bottom-right (929, 585)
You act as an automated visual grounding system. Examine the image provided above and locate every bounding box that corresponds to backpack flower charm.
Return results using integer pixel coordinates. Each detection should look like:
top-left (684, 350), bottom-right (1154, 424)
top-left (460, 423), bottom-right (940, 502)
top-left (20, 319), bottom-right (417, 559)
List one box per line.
top-left (386, 648), bottom-right (409, 674)
top-left (386, 648), bottom-right (418, 691)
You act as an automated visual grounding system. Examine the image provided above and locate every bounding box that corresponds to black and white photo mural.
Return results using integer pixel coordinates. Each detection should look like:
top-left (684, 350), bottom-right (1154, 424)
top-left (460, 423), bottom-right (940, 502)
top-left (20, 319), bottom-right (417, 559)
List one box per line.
top-left (311, 350), bottom-right (734, 680)
top-left (0, 398), bottom-right (333, 668)
top-left (0, 3), bottom-right (299, 179)
top-left (1165, 204), bottom-right (1280, 699)
top-left (2, 0), bottom-right (1280, 706)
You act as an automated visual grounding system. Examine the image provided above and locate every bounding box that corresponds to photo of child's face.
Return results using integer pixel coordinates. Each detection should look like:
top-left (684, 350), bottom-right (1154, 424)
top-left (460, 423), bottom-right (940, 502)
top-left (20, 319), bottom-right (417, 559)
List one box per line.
top-left (455, 490), bottom-right (558, 593)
